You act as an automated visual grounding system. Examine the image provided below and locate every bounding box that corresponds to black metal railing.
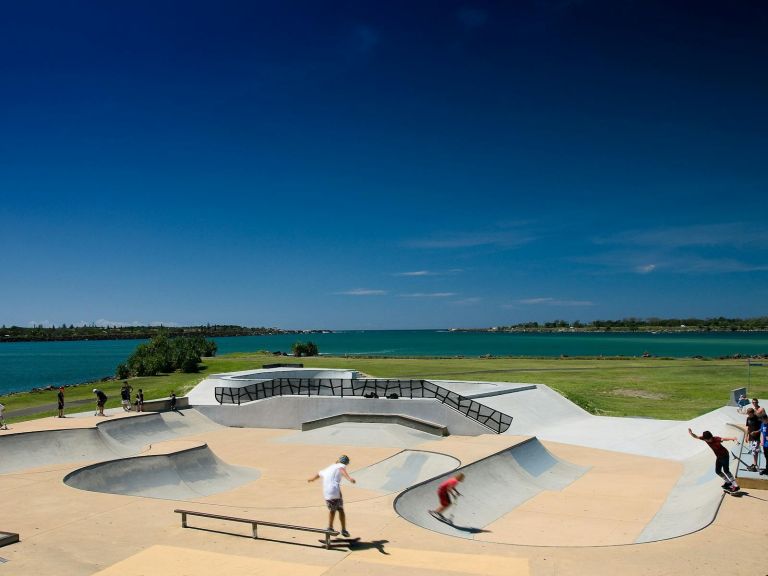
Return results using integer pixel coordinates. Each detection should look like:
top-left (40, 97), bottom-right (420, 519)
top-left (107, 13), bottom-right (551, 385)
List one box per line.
top-left (214, 378), bottom-right (512, 434)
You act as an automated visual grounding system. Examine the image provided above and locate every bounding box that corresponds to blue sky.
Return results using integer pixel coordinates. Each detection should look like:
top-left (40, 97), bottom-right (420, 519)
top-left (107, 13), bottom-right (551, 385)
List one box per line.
top-left (1, 1), bottom-right (766, 329)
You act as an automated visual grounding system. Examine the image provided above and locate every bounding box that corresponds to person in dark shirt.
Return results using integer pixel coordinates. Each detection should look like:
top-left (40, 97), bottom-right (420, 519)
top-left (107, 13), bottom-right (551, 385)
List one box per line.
top-left (93, 389), bottom-right (108, 417)
top-left (689, 428), bottom-right (739, 491)
top-left (745, 407), bottom-right (762, 471)
top-left (169, 392), bottom-right (177, 412)
top-left (57, 387), bottom-right (65, 418)
top-left (136, 389), bottom-right (144, 412)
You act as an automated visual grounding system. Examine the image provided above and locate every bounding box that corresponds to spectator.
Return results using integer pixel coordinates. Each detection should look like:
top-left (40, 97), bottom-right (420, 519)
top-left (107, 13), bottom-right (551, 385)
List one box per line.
top-left (136, 389), bottom-right (144, 412)
top-left (169, 392), bottom-right (177, 412)
top-left (0, 402), bottom-right (8, 430)
top-left (745, 407), bottom-right (762, 471)
top-left (120, 381), bottom-right (133, 412)
top-left (57, 386), bottom-right (65, 418)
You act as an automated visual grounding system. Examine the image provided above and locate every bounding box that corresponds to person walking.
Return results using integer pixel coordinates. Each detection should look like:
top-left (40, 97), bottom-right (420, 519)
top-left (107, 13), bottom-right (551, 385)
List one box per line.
top-left (688, 428), bottom-right (739, 491)
top-left (93, 388), bottom-right (108, 417)
top-left (429, 473), bottom-right (465, 520)
top-left (57, 386), bottom-right (65, 418)
top-left (308, 455), bottom-right (356, 537)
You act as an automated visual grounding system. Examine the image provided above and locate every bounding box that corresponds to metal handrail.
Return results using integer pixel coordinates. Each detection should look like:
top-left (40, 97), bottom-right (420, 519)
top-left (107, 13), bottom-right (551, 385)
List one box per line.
top-left (214, 378), bottom-right (512, 434)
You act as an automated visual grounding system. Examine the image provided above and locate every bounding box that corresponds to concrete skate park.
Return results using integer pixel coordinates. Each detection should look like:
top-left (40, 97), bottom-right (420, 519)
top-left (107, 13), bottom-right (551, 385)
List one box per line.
top-left (1, 367), bottom-right (765, 575)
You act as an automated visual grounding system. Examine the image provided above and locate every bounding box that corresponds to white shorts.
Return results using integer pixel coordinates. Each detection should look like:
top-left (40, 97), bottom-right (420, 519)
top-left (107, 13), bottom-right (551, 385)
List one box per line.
top-left (750, 440), bottom-right (760, 455)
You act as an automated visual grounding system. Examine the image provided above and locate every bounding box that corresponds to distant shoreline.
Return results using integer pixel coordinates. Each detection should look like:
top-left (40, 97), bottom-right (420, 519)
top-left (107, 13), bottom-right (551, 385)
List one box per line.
top-left (3, 328), bottom-right (768, 344)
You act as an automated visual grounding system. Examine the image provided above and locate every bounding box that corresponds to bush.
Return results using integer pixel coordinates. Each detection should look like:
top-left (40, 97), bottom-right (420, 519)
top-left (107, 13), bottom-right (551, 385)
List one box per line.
top-left (292, 341), bottom-right (319, 357)
top-left (117, 331), bottom-right (216, 377)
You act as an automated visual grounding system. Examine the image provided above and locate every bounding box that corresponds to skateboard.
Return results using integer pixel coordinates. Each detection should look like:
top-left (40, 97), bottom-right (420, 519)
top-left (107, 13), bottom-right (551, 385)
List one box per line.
top-left (319, 536), bottom-right (361, 547)
top-left (428, 510), bottom-right (454, 525)
top-left (723, 486), bottom-right (743, 496)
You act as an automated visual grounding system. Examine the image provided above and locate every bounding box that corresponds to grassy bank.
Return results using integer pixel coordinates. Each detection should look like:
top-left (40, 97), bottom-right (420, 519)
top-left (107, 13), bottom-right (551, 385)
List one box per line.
top-left (3, 353), bottom-right (765, 423)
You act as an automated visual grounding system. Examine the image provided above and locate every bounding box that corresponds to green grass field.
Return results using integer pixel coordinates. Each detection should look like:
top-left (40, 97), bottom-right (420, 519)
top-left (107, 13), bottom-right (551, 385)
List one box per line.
top-left (3, 352), bottom-right (765, 422)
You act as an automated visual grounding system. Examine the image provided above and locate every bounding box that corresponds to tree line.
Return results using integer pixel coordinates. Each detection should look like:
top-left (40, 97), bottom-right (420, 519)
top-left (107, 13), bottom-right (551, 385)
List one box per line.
top-left (490, 316), bottom-right (768, 332)
top-left (0, 324), bottom-right (327, 343)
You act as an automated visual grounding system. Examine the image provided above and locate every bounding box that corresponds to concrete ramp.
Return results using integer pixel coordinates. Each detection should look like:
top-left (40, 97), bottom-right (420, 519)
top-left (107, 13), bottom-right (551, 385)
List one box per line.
top-left (635, 449), bottom-right (726, 543)
top-left (353, 450), bottom-right (460, 493)
top-left (63, 444), bottom-right (260, 500)
top-left (394, 438), bottom-right (589, 539)
top-left (0, 428), bottom-right (131, 473)
top-left (0, 410), bottom-right (223, 474)
top-left (277, 422), bottom-right (443, 448)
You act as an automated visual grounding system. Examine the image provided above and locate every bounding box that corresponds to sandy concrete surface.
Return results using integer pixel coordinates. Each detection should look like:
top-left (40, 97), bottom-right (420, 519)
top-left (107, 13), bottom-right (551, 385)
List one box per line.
top-left (0, 408), bottom-right (766, 576)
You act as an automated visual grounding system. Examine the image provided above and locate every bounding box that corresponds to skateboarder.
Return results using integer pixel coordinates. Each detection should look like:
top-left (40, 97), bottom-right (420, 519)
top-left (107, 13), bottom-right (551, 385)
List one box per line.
top-left (688, 428), bottom-right (739, 491)
top-left (429, 472), bottom-right (465, 520)
top-left (57, 386), bottom-right (65, 418)
top-left (308, 455), bottom-right (356, 537)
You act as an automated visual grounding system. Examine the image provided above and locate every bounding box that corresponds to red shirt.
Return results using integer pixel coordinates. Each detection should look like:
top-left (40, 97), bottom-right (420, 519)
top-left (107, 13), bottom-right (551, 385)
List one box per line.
top-left (438, 477), bottom-right (459, 494)
top-left (704, 436), bottom-right (728, 458)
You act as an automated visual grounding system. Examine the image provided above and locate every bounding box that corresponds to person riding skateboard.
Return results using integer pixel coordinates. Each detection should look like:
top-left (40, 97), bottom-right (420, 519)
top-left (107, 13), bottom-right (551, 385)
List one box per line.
top-left (429, 472), bottom-right (465, 520)
top-left (308, 455), bottom-right (356, 537)
top-left (688, 428), bottom-right (739, 491)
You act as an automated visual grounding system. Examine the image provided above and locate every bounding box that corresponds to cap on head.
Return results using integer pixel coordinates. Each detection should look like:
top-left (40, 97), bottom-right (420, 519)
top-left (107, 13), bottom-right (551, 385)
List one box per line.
top-left (338, 455), bottom-right (350, 465)
top-left (93, 388), bottom-right (98, 393)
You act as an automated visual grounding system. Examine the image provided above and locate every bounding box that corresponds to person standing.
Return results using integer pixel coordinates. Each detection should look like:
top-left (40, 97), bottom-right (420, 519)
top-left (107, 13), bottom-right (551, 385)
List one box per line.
top-left (169, 392), bottom-right (177, 412)
top-left (57, 386), bottom-right (65, 418)
top-left (745, 407), bottom-right (762, 471)
top-left (760, 414), bottom-right (768, 476)
top-left (688, 428), bottom-right (739, 491)
top-left (120, 382), bottom-right (132, 412)
top-left (308, 455), bottom-right (356, 537)
top-left (429, 473), bottom-right (465, 520)
top-left (93, 388), bottom-right (108, 417)
top-left (751, 398), bottom-right (766, 419)
top-left (136, 389), bottom-right (144, 412)
top-left (0, 402), bottom-right (8, 430)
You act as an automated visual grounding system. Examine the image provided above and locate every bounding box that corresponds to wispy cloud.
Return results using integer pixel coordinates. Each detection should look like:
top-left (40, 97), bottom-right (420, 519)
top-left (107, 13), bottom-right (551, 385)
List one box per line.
top-left (399, 292), bottom-right (458, 298)
top-left (403, 230), bottom-right (535, 250)
top-left (334, 288), bottom-right (387, 296)
top-left (510, 297), bottom-right (594, 307)
top-left (577, 250), bottom-right (768, 275)
top-left (636, 264), bottom-right (657, 274)
top-left (393, 269), bottom-right (464, 277)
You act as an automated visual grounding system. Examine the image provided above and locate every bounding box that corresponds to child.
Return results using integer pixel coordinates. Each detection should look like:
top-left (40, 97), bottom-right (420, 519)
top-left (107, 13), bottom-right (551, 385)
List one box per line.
top-left (0, 402), bottom-right (8, 430)
top-left (136, 389), bottom-right (144, 412)
top-left (120, 381), bottom-right (132, 412)
top-left (308, 455), bottom-right (356, 537)
top-left (169, 392), bottom-right (177, 411)
top-left (688, 428), bottom-right (739, 491)
top-left (429, 472), bottom-right (465, 519)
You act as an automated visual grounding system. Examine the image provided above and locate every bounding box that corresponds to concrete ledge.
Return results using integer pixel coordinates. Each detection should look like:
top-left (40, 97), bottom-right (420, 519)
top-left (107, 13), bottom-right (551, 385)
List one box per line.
top-left (0, 531), bottom-right (19, 547)
top-left (141, 396), bottom-right (189, 412)
top-left (301, 413), bottom-right (448, 436)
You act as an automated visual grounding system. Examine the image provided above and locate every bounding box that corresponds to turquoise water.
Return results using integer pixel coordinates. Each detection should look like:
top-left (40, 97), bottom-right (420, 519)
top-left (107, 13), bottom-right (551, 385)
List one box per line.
top-left (1, 330), bottom-right (767, 395)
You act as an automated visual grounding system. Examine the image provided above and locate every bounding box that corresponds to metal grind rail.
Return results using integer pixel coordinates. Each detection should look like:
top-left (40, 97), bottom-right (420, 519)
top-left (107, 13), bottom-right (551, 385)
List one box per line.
top-left (174, 509), bottom-right (339, 549)
top-left (214, 378), bottom-right (513, 434)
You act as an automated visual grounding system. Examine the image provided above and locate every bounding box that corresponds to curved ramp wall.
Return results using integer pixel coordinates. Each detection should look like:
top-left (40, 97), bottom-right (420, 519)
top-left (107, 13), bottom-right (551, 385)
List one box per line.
top-left (0, 410), bottom-right (221, 474)
top-left (394, 438), bottom-right (589, 539)
top-left (64, 444), bottom-right (260, 500)
top-left (352, 450), bottom-right (460, 493)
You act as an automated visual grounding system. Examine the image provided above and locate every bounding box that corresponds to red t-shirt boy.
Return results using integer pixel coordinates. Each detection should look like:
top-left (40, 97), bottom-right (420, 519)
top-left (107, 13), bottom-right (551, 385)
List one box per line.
top-left (430, 473), bottom-right (465, 519)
